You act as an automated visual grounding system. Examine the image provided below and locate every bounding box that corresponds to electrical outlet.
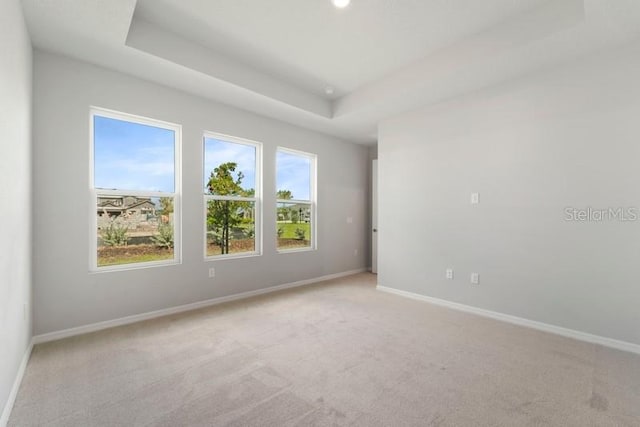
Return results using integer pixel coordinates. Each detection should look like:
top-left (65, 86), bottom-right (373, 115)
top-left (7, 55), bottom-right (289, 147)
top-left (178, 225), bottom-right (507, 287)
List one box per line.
top-left (471, 273), bottom-right (480, 285)
top-left (208, 268), bottom-right (215, 278)
top-left (471, 193), bottom-right (479, 204)
top-left (446, 269), bottom-right (454, 280)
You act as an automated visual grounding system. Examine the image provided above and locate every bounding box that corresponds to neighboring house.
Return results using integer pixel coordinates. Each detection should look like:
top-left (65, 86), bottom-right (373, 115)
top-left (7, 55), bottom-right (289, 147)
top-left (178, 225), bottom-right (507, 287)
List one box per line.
top-left (236, 206), bottom-right (253, 220)
top-left (277, 203), bottom-right (310, 223)
top-left (97, 196), bottom-right (156, 218)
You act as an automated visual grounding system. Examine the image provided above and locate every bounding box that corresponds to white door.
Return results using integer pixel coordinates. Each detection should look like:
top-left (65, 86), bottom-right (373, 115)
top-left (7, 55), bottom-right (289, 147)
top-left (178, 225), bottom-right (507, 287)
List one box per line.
top-left (372, 159), bottom-right (378, 274)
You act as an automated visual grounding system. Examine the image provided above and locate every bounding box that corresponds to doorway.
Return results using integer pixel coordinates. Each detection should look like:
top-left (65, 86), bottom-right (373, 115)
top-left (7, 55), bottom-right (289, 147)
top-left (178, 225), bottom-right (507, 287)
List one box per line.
top-left (371, 159), bottom-right (378, 274)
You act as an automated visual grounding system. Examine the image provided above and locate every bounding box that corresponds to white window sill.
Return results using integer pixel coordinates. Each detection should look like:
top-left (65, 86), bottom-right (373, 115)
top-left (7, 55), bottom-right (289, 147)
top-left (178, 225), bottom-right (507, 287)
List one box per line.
top-left (90, 258), bottom-right (181, 274)
top-left (204, 252), bottom-right (262, 262)
top-left (277, 247), bottom-right (316, 254)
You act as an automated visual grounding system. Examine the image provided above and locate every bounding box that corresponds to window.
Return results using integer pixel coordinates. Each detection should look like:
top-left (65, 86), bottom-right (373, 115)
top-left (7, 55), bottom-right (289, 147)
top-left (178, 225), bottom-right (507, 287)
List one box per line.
top-left (276, 148), bottom-right (316, 251)
top-left (204, 133), bottom-right (261, 258)
top-left (91, 108), bottom-right (181, 270)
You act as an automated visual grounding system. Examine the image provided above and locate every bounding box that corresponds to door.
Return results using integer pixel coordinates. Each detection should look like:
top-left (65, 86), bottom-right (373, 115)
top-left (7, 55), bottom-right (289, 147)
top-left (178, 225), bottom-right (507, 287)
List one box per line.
top-left (372, 159), bottom-right (378, 274)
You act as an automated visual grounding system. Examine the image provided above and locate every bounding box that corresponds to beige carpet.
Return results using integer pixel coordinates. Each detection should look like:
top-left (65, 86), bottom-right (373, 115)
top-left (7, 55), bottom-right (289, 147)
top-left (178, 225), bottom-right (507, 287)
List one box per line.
top-left (9, 273), bottom-right (640, 426)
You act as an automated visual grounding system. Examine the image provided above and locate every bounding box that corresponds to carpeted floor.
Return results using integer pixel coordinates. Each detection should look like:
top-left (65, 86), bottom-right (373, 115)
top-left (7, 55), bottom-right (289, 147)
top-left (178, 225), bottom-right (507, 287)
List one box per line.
top-left (9, 273), bottom-right (640, 426)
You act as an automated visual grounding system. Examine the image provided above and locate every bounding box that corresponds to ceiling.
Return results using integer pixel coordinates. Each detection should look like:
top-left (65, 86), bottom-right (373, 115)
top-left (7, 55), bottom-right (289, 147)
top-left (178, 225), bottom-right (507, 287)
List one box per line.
top-left (133, 0), bottom-right (547, 96)
top-left (20, 0), bottom-right (640, 144)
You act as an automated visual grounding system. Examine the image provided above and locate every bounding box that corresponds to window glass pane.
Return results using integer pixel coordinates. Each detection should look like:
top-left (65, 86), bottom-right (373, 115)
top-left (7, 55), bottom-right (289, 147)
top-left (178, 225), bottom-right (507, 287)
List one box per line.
top-left (204, 135), bottom-right (260, 259)
top-left (97, 195), bottom-right (175, 267)
top-left (277, 202), bottom-right (311, 250)
top-left (206, 200), bottom-right (256, 256)
top-left (204, 137), bottom-right (256, 195)
top-left (94, 115), bottom-right (175, 192)
top-left (276, 151), bottom-right (311, 201)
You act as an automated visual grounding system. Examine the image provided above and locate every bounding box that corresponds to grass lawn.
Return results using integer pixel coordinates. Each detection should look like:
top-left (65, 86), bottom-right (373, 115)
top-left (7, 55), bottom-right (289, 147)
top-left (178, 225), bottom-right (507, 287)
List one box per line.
top-left (277, 222), bottom-right (311, 250)
top-left (277, 222), bottom-right (311, 239)
top-left (97, 245), bottom-right (174, 267)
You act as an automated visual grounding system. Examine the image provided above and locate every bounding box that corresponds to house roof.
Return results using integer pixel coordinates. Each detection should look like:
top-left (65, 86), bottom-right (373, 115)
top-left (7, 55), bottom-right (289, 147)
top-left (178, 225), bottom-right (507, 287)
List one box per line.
top-left (98, 197), bottom-right (155, 211)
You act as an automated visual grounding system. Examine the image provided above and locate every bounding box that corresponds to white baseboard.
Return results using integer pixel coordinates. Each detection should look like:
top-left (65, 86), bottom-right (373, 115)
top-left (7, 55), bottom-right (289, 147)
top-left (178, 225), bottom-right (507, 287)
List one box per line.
top-left (377, 285), bottom-right (640, 355)
top-left (1, 339), bottom-right (33, 427)
top-left (33, 268), bottom-right (366, 345)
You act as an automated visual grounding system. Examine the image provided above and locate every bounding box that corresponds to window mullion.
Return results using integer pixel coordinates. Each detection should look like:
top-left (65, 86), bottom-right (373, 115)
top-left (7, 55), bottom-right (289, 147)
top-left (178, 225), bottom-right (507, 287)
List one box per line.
top-left (206, 195), bottom-right (257, 202)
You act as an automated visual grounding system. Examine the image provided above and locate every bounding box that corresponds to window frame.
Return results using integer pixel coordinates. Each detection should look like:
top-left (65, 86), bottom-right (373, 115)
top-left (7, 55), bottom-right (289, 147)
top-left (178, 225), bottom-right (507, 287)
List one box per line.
top-left (276, 147), bottom-right (317, 253)
top-left (203, 131), bottom-right (262, 260)
top-left (89, 107), bottom-right (182, 272)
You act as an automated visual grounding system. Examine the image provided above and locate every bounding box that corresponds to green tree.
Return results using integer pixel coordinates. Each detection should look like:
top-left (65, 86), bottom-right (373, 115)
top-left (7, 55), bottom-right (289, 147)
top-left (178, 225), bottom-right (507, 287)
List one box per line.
top-left (158, 197), bottom-right (174, 215)
top-left (277, 190), bottom-right (293, 223)
top-left (276, 190), bottom-right (292, 200)
top-left (290, 208), bottom-right (300, 224)
top-left (207, 162), bottom-right (249, 254)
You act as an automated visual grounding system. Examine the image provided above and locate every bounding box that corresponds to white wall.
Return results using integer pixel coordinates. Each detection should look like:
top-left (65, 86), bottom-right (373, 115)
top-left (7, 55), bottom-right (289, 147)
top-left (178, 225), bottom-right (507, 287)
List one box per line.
top-left (378, 40), bottom-right (640, 346)
top-left (0, 0), bottom-right (33, 421)
top-left (32, 51), bottom-right (369, 335)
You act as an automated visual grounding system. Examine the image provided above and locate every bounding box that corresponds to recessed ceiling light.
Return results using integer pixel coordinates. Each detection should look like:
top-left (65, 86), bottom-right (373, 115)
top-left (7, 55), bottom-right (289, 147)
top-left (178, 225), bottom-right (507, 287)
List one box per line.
top-left (332, 0), bottom-right (350, 9)
top-left (325, 86), bottom-right (335, 95)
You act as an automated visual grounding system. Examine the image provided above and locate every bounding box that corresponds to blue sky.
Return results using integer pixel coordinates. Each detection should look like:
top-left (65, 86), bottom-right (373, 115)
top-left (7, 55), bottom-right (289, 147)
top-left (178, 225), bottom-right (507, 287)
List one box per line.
top-left (276, 151), bottom-right (311, 200)
top-left (94, 116), bottom-right (175, 192)
top-left (204, 137), bottom-right (256, 192)
top-left (94, 116), bottom-right (310, 199)
top-left (205, 139), bottom-right (311, 200)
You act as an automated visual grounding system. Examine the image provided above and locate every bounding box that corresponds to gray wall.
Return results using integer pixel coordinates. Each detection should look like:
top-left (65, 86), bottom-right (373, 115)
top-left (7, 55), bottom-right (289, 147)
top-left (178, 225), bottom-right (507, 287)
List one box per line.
top-left (0, 0), bottom-right (32, 419)
top-left (378, 40), bottom-right (640, 346)
top-left (33, 51), bottom-right (369, 335)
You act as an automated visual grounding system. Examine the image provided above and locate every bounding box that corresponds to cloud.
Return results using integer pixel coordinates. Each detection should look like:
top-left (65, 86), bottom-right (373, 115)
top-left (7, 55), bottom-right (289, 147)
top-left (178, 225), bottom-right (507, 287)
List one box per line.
top-left (276, 151), bottom-right (311, 200)
top-left (94, 114), bottom-right (177, 192)
top-left (204, 138), bottom-right (257, 191)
